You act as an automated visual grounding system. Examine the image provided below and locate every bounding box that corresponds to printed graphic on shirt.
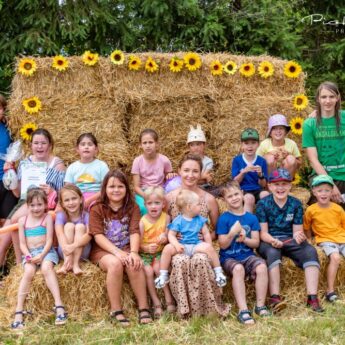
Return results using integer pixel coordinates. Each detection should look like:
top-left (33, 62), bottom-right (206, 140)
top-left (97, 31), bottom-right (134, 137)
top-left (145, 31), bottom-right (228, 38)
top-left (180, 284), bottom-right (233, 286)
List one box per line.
top-left (104, 217), bottom-right (130, 249)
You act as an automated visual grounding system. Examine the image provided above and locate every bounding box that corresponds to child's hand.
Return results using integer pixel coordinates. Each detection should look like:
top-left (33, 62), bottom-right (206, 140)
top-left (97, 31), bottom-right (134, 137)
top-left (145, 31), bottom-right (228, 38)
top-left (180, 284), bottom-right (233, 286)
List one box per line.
top-left (114, 250), bottom-right (129, 265)
top-left (279, 149), bottom-right (289, 160)
top-left (39, 184), bottom-right (52, 195)
top-left (174, 243), bottom-right (185, 254)
top-left (62, 243), bottom-right (76, 256)
top-left (254, 165), bottom-right (262, 175)
top-left (31, 253), bottom-right (43, 264)
top-left (166, 172), bottom-right (177, 180)
top-left (293, 231), bottom-right (306, 244)
top-left (236, 229), bottom-right (246, 243)
top-left (271, 238), bottom-right (283, 248)
top-left (127, 252), bottom-right (143, 270)
top-left (229, 220), bottom-right (242, 237)
top-left (157, 233), bottom-right (168, 245)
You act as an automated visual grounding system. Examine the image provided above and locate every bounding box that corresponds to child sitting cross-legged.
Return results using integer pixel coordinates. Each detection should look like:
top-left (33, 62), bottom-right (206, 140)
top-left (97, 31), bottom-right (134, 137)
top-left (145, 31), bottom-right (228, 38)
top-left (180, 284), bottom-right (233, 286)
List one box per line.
top-left (304, 175), bottom-right (345, 303)
top-left (257, 168), bottom-right (323, 312)
top-left (216, 181), bottom-right (269, 325)
top-left (155, 189), bottom-right (227, 289)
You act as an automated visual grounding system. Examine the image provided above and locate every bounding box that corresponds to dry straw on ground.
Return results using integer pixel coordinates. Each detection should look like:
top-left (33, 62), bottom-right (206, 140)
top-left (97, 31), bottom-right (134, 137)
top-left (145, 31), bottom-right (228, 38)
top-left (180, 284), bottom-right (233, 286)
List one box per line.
top-left (8, 53), bottom-right (310, 180)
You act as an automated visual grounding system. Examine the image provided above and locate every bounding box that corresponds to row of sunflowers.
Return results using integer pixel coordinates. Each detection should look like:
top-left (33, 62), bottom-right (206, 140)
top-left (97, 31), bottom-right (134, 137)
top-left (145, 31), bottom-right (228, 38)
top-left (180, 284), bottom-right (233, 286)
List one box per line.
top-left (18, 51), bottom-right (303, 78)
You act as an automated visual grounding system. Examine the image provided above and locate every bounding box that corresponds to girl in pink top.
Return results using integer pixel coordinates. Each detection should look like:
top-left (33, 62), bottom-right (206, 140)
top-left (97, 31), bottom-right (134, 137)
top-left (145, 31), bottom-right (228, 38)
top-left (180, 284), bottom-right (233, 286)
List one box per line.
top-left (131, 129), bottom-right (175, 215)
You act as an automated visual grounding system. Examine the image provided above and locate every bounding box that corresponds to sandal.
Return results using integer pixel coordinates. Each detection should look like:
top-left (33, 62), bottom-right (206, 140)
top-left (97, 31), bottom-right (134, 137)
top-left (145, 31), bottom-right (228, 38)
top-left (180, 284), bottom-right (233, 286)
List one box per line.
top-left (153, 305), bottom-right (163, 319)
top-left (237, 310), bottom-right (255, 325)
top-left (110, 310), bottom-right (130, 327)
top-left (138, 308), bottom-right (153, 325)
top-left (10, 310), bottom-right (33, 330)
top-left (254, 305), bottom-right (271, 317)
top-left (53, 305), bottom-right (68, 325)
top-left (325, 291), bottom-right (338, 303)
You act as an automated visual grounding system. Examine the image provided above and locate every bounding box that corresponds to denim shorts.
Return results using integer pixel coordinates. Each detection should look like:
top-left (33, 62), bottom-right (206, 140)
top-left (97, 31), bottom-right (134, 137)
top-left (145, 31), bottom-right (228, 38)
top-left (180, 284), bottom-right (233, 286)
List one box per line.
top-left (57, 242), bottom-right (92, 261)
top-left (23, 246), bottom-right (59, 266)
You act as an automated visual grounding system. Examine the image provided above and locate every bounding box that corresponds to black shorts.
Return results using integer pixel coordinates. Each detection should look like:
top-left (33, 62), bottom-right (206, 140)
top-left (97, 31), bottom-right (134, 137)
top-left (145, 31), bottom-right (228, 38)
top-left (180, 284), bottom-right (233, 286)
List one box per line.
top-left (258, 239), bottom-right (320, 270)
top-left (244, 190), bottom-right (262, 203)
top-left (0, 181), bottom-right (18, 218)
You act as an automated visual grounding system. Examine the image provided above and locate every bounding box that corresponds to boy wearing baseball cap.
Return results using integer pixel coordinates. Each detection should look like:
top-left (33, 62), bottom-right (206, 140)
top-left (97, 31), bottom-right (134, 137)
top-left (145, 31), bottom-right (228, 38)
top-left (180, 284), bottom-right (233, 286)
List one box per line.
top-left (304, 175), bottom-right (345, 302)
top-left (256, 168), bottom-right (323, 312)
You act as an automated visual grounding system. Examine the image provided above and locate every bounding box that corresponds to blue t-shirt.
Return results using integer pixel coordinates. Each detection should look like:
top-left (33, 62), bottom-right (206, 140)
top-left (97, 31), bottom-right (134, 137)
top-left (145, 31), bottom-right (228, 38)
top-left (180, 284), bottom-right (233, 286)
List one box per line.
top-left (0, 122), bottom-right (11, 179)
top-left (216, 211), bottom-right (260, 264)
top-left (168, 214), bottom-right (208, 245)
top-left (231, 154), bottom-right (267, 192)
top-left (256, 194), bottom-right (303, 239)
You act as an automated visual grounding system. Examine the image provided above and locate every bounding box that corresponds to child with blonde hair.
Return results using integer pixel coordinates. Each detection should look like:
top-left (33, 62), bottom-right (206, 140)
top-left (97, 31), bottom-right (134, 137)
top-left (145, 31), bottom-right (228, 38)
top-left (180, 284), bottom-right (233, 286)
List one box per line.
top-left (155, 189), bottom-right (227, 288)
top-left (139, 186), bottom-right (176, 317)
top-left (11, 188), bottom-right (67, 329)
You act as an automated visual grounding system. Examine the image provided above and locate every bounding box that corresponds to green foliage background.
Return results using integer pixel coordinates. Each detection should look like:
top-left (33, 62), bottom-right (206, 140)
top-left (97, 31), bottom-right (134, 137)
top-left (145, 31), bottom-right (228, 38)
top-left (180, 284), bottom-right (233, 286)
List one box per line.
top-left (0, 0), bottom-right (344, 100)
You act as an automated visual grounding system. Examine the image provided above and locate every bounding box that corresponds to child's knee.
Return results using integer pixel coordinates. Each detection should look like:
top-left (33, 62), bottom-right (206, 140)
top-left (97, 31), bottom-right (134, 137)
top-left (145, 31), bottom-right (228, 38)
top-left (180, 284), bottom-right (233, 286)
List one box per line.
top-left (41, 261), bottom-right (54, 274)
top-left (265, 154), bottom-right (276, 166)
top-left (64, 222), bottom-right (75, 232)
top-left (244, 193), bottom-right (255, 205)
top-left (75, 223), bottom-right (86, 233)
top-left (232, 264), bottom-right (245, 277)
top-left (283, 155), bottom-right (296, 167)
top-left (330, 252), bottom-right (341, 265)
top-left (255, 263), bottom-right (268, 276)
top-left (144, 265), bottom-right (154, 278)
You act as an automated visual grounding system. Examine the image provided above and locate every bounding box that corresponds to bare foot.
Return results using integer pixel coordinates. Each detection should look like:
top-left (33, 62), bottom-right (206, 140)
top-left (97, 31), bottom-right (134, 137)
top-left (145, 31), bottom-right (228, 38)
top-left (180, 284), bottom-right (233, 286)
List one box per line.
top-left (73, 266), bottom-right (83, 276)
top-left (57, 266), bottom-right (68, 275)
top-left (166, 303), bottom-right (176, 313)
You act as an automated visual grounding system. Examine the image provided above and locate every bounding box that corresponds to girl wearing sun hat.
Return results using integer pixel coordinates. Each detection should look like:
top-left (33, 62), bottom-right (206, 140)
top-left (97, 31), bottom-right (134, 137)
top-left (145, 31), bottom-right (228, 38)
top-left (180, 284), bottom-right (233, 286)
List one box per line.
top-left (257, 114), bottom-right (301, 176)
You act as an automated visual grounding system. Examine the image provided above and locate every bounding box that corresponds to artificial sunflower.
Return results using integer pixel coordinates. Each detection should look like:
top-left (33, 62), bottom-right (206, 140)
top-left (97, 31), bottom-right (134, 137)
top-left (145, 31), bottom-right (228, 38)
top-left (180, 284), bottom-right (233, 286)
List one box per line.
top-left (145, 57), bottom-right (159, 73)
top-left (22, 96), bottom-right (42, 114)
top-left (224, 61), bottom-right (237, 75)
top-left (293, 94), bottom-right (309, 111)
top-left (292, 173), bottom-right (301, 186)
top-left (284, 61), bottom-right (302, 78)
top-left (239, 62), bottom-right (255, 77)
top-left (169, 58), bottom-right (183, 73)
top-left (18, 58), bottom-right (37, 77)
top-left (290, 116), bottom-right (304, 136)
top-left (183, 52), bottom-right (202, 72)
top-left (82, 51), bottom-right (99, 66)
top-left (258, 61), bottom-right (274, 78)
top-left (20, 122), bottom-right (38, 141)
top-left (128, 55), bottom-right (142, 71)
top-left (210, 60), bottom-right (223, 76)
top-left (110, 50), bottom-right (125, 65)
top-left (52, 55), bottom-right (68, 72)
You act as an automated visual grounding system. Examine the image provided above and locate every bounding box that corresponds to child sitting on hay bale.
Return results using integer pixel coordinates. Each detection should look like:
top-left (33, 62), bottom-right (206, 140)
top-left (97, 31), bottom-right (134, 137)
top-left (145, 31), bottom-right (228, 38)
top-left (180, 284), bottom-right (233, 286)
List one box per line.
top-left (11, 188), bottom-right (67, 330)
top-left (256, 168), bottom-right (323, 312)
top-left (304, 175), bottom-right (345, 303)
top-left (139, 186), bottom-right (176, 318)
top-left (257, 114), bottom-right (301, 177)
top-left (232, 128), bottom-right (269, 213)
top-left (217, 180), bottom-right (269, 325)
top-left (132, 128), bottom-right (175, 216)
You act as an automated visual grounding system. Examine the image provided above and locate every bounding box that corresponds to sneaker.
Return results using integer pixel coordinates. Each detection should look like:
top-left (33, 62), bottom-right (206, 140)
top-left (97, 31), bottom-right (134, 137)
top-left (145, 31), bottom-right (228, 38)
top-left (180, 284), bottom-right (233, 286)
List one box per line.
top-left (325, 291), bottom-right (338, 303)
top-left (215, 272), bottom-right (227, 287)
top-left (154, 274), bottom-right (169, 289)
top-left (269, 294), bottom-right (287, 312)
top-left (306, 296), bottom-right (324, 313)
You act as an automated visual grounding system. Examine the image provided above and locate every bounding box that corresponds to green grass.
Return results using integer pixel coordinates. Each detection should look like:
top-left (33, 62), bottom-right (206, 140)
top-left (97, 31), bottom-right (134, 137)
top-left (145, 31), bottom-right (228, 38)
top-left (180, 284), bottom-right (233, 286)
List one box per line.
top-left (1, 303), bottom-right (345, 345)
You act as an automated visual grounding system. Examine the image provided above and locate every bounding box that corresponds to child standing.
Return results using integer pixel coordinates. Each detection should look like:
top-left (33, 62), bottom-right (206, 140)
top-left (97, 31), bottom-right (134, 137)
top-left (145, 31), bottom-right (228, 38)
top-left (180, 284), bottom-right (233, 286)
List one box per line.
top-left (11, 188), bottom-right (67, 329)
top-left (55, 185), bottom-right (91, 275)
top-left (64, 133), bottom-right (109, 209)
top-left (155, 189), bottom-right (227, 288)
top-left (139, 186), bottom-right (176, 317)
top-left (232, 128), bottom-right (269, 213)
top-left (304, 175), bottom-right (345, 302)
top-left (257, 114), bottom-right (301, 176)
top-left (187, 124), bottom-right (213, 188)
top-left (256, 168), bottom-right (323, 312)
top-left (132, 128), bottom-right (174, 215)
top-left (217, 181), bottom-right (269, 324)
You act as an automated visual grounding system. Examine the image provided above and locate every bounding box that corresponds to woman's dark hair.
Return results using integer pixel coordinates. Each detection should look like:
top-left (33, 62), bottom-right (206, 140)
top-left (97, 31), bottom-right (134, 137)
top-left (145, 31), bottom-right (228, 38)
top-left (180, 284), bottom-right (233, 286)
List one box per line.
top-left (315, 81), bottom-right (341, 130)
top-left (31, 128), bottom-right (54, 149)
top-left (76, 132), bottom-right (98, 147)
top-left (139, 128), bottom-right (159, 143)
top-left (0, 94), bottom-right (7, 110)
top-left (100, 169), bottom-right (134, 218)
top-left (178, 153), bottom-right (203, 171)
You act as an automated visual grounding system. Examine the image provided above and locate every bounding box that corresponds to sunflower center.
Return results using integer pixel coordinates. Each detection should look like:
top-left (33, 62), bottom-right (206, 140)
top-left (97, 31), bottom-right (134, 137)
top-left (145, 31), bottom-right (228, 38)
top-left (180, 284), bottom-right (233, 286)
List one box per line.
top-left (227, 65), bottom-right (233, 71)
top-left (173, 61), bottom-right (178, 67)
top-left (131, 60), bottom-right (137, 65)
top-left (88, 56), bottom-right (94, 61)
top-left (295, 123), bottom-right (301, 129)
top-left (244, 65), bottom-right (250, 71)
top-left (57, 60), bottom-right (63, 65)
top-left (289, 66), bottom-right (296, 73)
top-left (296, 98), bottom-right (303, 105)
top-left (26, 128), bottom-right (34, 135)
top-left (24, 63), bottom-right (32, 70)
top-left (149, 62), bottom-right (153, 67)
top-left (189, 58), bottom-right (196, 65)
top-left (28, 100), bottom-right (37, 108)
top-left (214, 65), bottom-right (219, 70)
top-left (264, 66), bottom-right (269, 72)
top-left (115, 54), bottom-right (121, 61)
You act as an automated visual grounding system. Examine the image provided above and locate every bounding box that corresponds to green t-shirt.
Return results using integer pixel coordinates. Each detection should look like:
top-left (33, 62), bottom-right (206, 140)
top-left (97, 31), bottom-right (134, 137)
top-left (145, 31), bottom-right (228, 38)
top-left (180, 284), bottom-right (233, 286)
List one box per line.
top-left (302, 110), bottom-right (345, 181)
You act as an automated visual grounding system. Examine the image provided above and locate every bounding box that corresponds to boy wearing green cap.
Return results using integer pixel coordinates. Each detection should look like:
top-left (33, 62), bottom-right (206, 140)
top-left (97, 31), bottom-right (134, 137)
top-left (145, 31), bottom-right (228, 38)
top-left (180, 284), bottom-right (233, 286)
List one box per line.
top-left (304, 174), bottom-right (345, 302)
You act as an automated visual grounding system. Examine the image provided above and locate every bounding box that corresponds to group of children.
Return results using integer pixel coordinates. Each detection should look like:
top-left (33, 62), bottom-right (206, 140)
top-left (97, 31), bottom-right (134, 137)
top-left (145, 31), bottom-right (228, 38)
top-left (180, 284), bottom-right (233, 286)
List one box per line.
top-left (4, 110), bottom-right (345, 328)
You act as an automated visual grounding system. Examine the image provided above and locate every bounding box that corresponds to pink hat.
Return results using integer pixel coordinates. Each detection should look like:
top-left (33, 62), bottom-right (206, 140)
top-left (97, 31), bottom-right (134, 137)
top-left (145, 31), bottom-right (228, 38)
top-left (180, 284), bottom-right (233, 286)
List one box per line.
top-left (267, 114), bottom-right (290, 137)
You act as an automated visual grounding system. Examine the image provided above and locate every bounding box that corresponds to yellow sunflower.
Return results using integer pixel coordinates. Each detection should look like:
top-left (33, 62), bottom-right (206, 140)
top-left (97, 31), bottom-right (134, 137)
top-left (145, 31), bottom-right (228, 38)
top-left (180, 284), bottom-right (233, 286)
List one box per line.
top-left (20, 122), bottom-right (38, 141)
top-left (183, 52), bottom-right (202, 72)
top-left (110, 50), bottom-right (125, 65)
top-left (169, 58), bottom-right (184, 73)
top-left (293, 94), bottom-right (309, 111)
top-left (145, 57), bottom-right (159, 73)
top-left (128, 55), bottom-right (142, 71)
top-left (18, 58), bottom-right (37, 77)
top-left (258, 61), bottom-right (274, 78)
top-left (52, 55), bottom-right (68, 72)
top-left (290, 116), bottom-right (304, 136)
top-left (210, 60), bottom-right (223, 76)
top-left (239, 62), bottom-right (255, 77)
top-left (22, 96), bottom-right (42, 114)
top-left (284, 61), bottom-right (302, 78)
top-left (292, 173), bottom-right (301, 186)
top-left (82, 51), bottom-right (99, 66)
top-left (224, 61), bottom-right (237, 75)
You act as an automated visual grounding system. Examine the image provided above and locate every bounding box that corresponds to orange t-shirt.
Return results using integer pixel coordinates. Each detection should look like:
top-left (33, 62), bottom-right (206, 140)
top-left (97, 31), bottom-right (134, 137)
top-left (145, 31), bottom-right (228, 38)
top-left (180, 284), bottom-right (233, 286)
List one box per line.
top-left (141, 212), bottom-right (167, 252)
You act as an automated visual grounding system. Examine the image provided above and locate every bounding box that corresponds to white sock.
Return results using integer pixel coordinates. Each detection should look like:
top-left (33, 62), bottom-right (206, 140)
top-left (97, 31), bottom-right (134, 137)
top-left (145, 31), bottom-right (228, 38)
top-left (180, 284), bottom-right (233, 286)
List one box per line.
top-left (213, 267), bottom-right (223, 275)
top-left (159, 270), bottom-right (169, 277)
